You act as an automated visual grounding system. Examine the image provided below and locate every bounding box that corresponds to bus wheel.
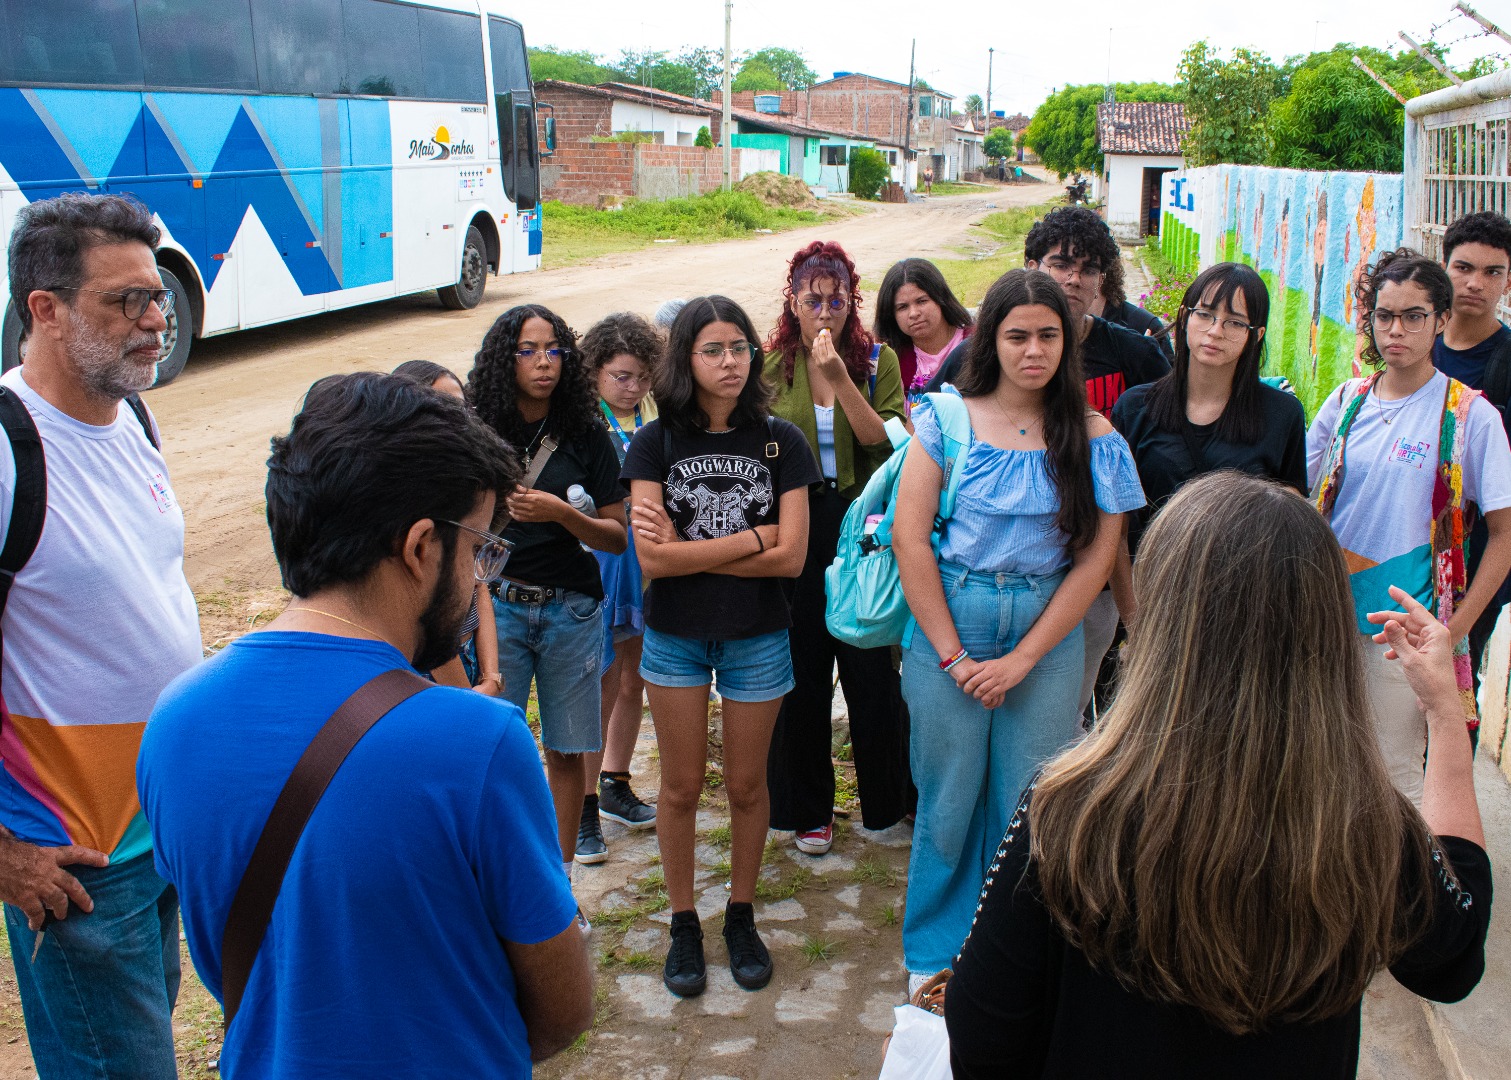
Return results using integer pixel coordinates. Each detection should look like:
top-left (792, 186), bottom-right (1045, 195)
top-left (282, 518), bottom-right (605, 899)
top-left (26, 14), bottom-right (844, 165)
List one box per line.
top-left (1, 302), bottom-right (23, 373)
top-left (438, 226), bottom-right (487, 310)
top-left (150, 266), bottom-right (194, 387)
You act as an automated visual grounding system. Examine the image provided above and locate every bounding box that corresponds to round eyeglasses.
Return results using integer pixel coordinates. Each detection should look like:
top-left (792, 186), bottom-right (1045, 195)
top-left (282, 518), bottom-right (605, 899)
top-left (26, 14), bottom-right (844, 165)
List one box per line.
top-left (1185, 308), bottom-right (1253, 338)
top-left (694, 341), bottom-right (755, 365)
top-left (798, 297), bottom-right (849, 316)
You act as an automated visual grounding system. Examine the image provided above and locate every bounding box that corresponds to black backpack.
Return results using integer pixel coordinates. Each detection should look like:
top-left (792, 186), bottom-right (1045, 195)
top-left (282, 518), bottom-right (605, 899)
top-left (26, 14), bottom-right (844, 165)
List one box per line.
top-left (0, 387), bottom-right (159, 657)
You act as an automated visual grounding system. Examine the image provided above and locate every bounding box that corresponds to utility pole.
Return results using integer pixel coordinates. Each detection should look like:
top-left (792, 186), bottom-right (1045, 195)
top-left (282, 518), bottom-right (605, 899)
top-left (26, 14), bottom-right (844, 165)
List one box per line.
top-left (1457, 1), bottom-right (1511, 48)
top-left (985, 47), bottom-right (993, 127)
top-left (721, 0), bottom-right (732, 192)
top-left (904, 39), bottom-right (915, 189)
top-left (1399, 31), bottom-right (1462, 85)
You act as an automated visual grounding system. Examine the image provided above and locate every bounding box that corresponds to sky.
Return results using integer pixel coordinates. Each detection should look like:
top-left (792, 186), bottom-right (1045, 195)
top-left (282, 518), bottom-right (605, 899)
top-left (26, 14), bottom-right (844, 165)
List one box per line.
top-left (517, 0), bottom-right (1511, 115)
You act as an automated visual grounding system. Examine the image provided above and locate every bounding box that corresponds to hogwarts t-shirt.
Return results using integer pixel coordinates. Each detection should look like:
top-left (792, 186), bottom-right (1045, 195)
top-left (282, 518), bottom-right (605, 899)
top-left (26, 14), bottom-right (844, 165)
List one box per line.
top-left (620, 418), bottom-right (820, 640)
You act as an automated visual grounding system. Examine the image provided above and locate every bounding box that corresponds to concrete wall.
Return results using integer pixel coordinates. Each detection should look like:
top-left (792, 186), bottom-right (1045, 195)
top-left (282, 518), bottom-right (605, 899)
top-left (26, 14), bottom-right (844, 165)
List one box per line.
top-left (609, 101), bottom-right (709, 146)
top-left (1160, 164), bottom-right (1404, 418)
top-left (1104, 153), bottom-right (1183, 240)
top-left (540, 144), bottom-right (762, 205)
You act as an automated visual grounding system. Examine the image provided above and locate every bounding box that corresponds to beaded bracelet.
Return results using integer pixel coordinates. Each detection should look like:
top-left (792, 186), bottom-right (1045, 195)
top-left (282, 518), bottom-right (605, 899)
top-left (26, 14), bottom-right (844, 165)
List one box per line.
top-left (940, 647), bottom-right (969, 672)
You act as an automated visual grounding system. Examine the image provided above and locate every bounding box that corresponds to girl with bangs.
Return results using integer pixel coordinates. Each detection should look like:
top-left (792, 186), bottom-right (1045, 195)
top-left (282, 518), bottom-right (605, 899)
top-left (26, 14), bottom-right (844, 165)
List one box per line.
top-left (893, 269), bottom-right (1144, 992)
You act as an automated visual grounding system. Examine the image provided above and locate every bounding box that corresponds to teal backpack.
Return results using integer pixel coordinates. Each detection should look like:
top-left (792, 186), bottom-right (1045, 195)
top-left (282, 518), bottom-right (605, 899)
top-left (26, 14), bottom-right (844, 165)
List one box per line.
top-left (824, 390), bottom-right (972, 649)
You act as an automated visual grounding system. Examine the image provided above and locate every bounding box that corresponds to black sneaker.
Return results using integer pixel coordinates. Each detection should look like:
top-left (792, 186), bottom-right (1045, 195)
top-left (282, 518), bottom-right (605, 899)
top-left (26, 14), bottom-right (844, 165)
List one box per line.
top-left (722, 901), bottom-right (773, 990)
top-left (663, 910), bottom-right (706, 997)
top-left (575, 795), bottom-right (607, 865)
top-left (599, 773), bottom-right (657, 829)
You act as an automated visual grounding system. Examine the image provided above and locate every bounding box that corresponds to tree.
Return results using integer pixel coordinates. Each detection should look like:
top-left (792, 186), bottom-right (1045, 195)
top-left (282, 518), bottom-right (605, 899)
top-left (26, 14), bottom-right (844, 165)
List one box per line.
top-left (741, 47), bottom-right (818, 90)
top-left (528, 47), bottom-right (618, 86)
top-left (1024, 81), bottom-right (1181, 177)
top-left (732, 62), bottom-right (786, 93)
top-left (963, 94), bottom-right (984, 119)
top-left (848, 147), bottom-right (890, 200)
top-left (984, 127), bottom-right (1014, 160)
top-left (674, 46), bottom-right (725, 99)
top-left (1176, 42), bottom-right (1283, 166)
top-left (695, 125), bottom-right (715, 148)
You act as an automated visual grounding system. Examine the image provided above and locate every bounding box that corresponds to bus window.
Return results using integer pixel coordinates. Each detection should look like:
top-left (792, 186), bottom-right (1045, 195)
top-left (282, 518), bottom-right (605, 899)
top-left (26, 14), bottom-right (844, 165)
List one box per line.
top-left (139, 0), bottom-right (258, 92)
top-left (341, 0), bottom-right (421, 97)
top-left (487, 17), bottom-right (530, 94)
top-left (251, 0), bottom-right (343, 96)
top-left (514, 103), bottom-right (538, 211)
top-left (0, 0), bottom-right (143, 87)
top-left (419, 8), bottom-right (485, 103)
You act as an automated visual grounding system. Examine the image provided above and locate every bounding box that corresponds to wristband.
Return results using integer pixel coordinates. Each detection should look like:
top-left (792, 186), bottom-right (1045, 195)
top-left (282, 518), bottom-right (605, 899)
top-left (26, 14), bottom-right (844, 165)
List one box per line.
top-left (478, 672), bottom-right (501, 684)
top-left (751, 528), bottom-right (765, 553)
top-left (940, 647), bottom-right (969, 672)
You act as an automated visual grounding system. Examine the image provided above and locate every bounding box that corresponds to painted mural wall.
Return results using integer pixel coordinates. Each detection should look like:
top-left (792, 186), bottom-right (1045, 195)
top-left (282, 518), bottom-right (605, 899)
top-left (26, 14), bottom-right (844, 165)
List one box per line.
top-left (1160, 165), bottom-right (1405, 418)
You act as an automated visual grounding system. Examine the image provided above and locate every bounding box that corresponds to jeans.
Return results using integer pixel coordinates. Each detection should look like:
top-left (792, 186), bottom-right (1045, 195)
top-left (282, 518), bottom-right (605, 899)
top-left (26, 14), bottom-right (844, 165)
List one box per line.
top-left (901, 563), bottom-right (1083, 974)
top-left (495, 589), bottom-right (605, 753)
top-left (640, 627), bottom-right (795, 702)
top-left (1077, 589), bottom-right (1120, 715)
top-left (5, 851), bottom-right (180, 1080)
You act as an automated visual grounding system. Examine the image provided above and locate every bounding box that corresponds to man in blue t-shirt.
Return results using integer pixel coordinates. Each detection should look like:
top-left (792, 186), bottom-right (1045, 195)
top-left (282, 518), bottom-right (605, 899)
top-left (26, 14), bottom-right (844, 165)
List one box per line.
top-left (1435, 211), bottom-right (1511, 704)
top-left (138, 373), bottom-right (591, 1077)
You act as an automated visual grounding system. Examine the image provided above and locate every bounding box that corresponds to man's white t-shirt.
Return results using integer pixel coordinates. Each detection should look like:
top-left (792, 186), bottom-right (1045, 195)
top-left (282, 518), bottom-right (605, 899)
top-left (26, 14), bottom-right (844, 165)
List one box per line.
top-left (0, 366), bottom-right (200, 861)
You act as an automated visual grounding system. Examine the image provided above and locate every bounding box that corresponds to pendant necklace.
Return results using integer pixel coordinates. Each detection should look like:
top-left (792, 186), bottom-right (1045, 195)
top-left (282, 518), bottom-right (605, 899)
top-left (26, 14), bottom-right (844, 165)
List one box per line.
top-left (522, 416), bottom-right (549, 465)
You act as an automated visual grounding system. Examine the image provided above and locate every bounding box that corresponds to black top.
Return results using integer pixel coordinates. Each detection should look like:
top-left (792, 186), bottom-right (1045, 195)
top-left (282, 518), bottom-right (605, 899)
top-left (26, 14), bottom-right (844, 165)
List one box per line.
top-left (621, 418), bottom-right (820, 640)
top-left (1434, 325), bottom-right (1511, 434)
top-left (946, 791), bottom-right (1492, 1080)
top-left (1101, 298), bottom-right (1174, 361)
top-left (924, 316), bottom-right (1169, 417)
top-left (1112, 381), bottom-right (1308, 553)
top-left (501, 424), bottom-right (625, 600)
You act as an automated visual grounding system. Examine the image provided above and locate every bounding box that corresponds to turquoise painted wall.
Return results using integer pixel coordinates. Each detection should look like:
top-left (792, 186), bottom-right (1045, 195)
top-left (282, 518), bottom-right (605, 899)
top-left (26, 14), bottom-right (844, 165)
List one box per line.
top-left (732, 133), bottom-right (789, 176)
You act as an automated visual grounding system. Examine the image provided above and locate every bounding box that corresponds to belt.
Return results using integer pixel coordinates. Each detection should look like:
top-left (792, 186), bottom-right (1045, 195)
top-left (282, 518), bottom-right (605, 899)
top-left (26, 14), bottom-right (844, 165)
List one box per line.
top-left (498, 583), bottom-right (562, 604)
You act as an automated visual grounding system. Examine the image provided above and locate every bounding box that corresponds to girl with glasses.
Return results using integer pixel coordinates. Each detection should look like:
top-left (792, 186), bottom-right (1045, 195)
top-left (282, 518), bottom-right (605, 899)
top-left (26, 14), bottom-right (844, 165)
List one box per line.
top-left (466, 305), bottom-right (629, 896)
top-left (1111, 263), bottom-right (1307, 622)
top-left (621, 295), bottom-right (819, 998)
top-left (762, 240), bottom-right (914, 857)
top-left (1309, 248), bottom-right (1511, 803)
top-left (573, 313), bottom-right (664, 866)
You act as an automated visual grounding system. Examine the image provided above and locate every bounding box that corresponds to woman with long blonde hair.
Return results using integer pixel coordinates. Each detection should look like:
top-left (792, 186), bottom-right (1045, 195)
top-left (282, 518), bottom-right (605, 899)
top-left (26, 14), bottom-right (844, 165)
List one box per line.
top-left (944, 472), bottom-right (1489, 1078)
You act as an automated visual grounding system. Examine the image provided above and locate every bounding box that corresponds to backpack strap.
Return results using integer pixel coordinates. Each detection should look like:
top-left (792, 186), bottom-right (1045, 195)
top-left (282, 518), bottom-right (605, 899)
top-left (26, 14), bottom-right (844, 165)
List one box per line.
top-left (1480, 333), bottom-right (1511, 422)
top-left (124, 392), bottom-right (161, 451)
top-left (924, 390), bottom-right (972, 529)
top-left (0, 389), bottom-right (44, 662)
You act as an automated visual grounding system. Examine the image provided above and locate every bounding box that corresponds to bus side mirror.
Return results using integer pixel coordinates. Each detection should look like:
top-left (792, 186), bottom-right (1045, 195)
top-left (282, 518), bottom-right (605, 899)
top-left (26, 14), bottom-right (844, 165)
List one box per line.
top-left (544, 116), bottom-right (556, 154)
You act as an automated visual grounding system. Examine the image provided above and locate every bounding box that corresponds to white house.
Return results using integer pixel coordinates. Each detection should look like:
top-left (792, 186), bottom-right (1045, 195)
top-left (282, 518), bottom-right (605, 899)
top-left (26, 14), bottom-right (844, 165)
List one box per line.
top-left (1095, 102), bottom-right (1189, 241)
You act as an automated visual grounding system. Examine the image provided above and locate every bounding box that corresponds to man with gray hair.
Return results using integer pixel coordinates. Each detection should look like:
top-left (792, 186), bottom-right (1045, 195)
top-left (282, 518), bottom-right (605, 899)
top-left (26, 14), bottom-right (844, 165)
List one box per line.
top-left (0, 192), bottom-right (199, 1077)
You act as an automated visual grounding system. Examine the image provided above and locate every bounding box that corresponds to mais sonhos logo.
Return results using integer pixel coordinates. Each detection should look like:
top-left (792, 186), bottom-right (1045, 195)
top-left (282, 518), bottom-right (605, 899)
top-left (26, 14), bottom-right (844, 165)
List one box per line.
top-left (409, 125), bottom-right (475, 161)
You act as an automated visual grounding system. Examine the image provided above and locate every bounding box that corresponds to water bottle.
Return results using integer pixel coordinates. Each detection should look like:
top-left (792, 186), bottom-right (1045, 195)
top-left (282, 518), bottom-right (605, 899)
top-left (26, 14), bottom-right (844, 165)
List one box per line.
top-left (567, 485), bottom-right (595, 514)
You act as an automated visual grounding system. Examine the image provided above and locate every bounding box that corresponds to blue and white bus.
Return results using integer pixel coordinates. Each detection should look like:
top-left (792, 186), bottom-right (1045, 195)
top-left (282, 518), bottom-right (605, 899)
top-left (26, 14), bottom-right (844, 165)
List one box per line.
top-left (0, 0), bottom-right (546, 384)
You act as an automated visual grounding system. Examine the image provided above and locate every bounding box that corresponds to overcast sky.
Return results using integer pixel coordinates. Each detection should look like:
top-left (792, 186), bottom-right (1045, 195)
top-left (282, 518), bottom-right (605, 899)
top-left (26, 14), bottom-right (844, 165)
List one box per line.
top-left (521, 0), bottom-right (1511, 115)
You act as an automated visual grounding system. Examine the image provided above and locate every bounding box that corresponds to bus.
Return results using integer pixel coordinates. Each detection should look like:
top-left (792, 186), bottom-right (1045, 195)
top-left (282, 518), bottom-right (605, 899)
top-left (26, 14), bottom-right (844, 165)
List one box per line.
top-left (0, 0), bottom-right (546, 385)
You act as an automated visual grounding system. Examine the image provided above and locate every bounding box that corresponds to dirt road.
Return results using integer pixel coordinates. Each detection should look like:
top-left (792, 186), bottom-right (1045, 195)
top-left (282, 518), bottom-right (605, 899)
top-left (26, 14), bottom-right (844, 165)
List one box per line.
top-left (147, 184), bottom-right (1051, 632)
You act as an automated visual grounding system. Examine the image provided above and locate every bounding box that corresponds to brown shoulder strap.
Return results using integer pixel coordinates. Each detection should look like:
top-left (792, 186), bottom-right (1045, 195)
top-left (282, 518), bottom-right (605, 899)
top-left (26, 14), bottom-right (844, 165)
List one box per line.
top-left (220, 667), bottom-right (431, 1028)
top-left (492, 435), bottom-right (559, 532)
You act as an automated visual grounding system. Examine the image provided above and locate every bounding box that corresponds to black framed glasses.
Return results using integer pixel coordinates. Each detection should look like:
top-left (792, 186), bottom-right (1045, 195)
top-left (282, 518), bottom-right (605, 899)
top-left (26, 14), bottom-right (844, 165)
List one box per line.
top-left (48, 286), bottom-right (175, 321)
top-left (1369, 308), bottom-right (1433, 333)
top-left (442, 520), bottom-right (514, 583)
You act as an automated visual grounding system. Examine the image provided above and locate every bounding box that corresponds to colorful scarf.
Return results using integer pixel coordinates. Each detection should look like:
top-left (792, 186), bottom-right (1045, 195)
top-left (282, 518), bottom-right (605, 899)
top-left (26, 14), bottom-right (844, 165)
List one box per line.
top-left (1313, 373), bottom-right (1480, 729)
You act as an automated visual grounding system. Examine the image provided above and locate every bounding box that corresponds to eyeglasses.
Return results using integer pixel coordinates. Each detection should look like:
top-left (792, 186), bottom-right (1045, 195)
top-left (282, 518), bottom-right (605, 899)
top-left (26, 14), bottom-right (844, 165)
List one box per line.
top-left (48, 286), bottom-right (175, 321)
top-left (515, 347), bottom-right (565, 363)
top-left (797, 297), bottom-right (849, 315)
top-left (1041, 259), bottom-right (1103, 282)
top-left (1369, 308), bottom-right (1433, 333)
top-left (441, 520), bottom-right (514, 583)
top-left (694, 341), bottom-right (756, 364)
top-left (604, 370), bottom-right (652, 389)
top-left (1185, 307), bottom-right (1253, 338)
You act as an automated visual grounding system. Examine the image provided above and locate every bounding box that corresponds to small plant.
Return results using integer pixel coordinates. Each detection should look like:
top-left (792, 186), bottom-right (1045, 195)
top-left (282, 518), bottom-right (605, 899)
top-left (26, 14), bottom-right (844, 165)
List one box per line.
top-left (703, 764), bottom-right (724, 789)
top-left (709, 855), bottom-right (732, 879)
top-left (834, 741), bottom-right (853, 762)
top-left (637, 867), bottom-right (665, 891)
top-left (851, 858), bottom-right (897, 887)
top-left (703, 823), bottom-right (732, 847)
top-left (875, 903), bottom-right (899, 928)
top-left (592, 890), bottom-right (669, 932)
top-left (695, 125), bottom-right (714, 148)
top-left (756, 866), bottom-right (812, 902)
top-left (800, 934), bottom-right (840, 965)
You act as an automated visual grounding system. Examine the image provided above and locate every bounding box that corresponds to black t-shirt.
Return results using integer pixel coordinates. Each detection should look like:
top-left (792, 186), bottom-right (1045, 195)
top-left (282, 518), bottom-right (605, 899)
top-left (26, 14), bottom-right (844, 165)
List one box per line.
top-left (945, 792), bottom-right (1492, 1080)
top-left (1434, 325), bottom-right (1511, 434)
top-left (924, 316), bottom-right (1169, 416)
top-left (1112, 381), bottom-right (1308, 553)
top-left (501, 424), bottom-right (625, 600)
top-left (620, 417), bottom-right (820, 641)
top-left (1102, 298), bottom-right (1174, 361)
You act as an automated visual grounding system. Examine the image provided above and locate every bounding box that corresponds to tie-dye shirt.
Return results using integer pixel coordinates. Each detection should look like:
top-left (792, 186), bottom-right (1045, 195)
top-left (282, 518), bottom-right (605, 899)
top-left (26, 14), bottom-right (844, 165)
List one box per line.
top-left (0, 368), bottom-right (200, 860)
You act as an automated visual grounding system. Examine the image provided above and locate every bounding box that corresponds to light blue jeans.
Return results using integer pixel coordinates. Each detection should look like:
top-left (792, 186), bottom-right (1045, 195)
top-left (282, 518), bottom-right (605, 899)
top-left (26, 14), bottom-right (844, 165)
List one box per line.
top-left (4, 851), bottom-right (180, 1080)
top-left (495, 589), bottom-right (605, 753)
top-left (901, 563), bottom-right (1084, 974)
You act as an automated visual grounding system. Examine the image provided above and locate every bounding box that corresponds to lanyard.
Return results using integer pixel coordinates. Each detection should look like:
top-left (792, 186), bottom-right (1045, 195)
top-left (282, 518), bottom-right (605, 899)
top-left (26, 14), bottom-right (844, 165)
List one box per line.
top-left (600, 400), bottom-right (643, 446)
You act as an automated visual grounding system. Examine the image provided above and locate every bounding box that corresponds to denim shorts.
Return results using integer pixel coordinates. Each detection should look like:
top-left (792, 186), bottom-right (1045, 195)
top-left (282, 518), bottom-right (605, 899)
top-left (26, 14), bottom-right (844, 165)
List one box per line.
top-left (640, 627), bottom-right (795, 703)
top-left (494, 589), bottom-right (605, 753)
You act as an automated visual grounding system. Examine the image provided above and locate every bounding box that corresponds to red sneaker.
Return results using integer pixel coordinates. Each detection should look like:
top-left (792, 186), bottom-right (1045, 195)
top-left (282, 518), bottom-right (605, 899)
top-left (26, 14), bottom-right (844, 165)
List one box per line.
top-left (795, 821), bottom-right (833, 855)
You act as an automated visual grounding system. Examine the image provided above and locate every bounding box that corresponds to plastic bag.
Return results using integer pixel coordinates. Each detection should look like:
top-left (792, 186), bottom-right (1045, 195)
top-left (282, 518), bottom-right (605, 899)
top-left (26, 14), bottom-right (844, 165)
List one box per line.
top-left (878, 1004), bottom-right (953, 1080)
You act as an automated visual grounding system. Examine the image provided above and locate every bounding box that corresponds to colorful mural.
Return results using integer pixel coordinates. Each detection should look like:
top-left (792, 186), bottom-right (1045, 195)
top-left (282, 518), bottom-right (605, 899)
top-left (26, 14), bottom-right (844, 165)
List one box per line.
top-left (1160, 165), bottom-right (1405, 418)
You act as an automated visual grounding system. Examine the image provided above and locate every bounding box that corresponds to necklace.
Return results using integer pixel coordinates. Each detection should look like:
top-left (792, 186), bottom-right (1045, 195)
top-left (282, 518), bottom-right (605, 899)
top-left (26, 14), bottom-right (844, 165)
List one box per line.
top-left (1372, 388), bottom-right (1412, 425)
top-left (994, 397), bottom-right (1039, 436)
top-left (291, 606), bottom-right (388, 642)
top-left (521, 416), bottom-right (549, 464)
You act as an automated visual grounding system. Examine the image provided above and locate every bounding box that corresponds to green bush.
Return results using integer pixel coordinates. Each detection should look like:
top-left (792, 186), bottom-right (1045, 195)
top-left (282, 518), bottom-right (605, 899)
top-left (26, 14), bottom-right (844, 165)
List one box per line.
top-left (694, 126), bottom-right (714, 149)
top-left (847, 146), bottom-right (889, 200)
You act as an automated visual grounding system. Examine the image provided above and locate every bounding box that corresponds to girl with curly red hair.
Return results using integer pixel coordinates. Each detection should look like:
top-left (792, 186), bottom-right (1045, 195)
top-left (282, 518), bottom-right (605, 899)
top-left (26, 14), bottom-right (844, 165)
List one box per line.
top-left (762, 240), bottom-right (913, 855)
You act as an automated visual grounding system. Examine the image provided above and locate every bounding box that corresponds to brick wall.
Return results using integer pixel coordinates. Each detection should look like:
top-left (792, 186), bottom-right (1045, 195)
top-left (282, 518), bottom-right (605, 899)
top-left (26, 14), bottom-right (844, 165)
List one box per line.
top-left (535, 85), bottom-right (614, 147)
top-left (541, 144), bottom-right (747, 205)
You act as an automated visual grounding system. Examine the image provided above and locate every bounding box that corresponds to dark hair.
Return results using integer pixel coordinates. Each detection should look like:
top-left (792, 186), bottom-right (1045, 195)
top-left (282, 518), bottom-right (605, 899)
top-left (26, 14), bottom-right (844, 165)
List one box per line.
top-left (390, 360), bottom-right (464, 394)
top-left (1354, 248), bottom-right (1453, 367)
top-left (579, 311), bottom-right (664, 377)
top-left (1145, 263), bottom-right (1270, 444)
top-left (1100, 251), bottom-right (1129, 312)
top-left (466, 304), bottom-right (599, 449)
top-left (956, 269), bottom-right (1098, 550)
top-left (8, 192), bottom-right (161, 333)
top-left (656, 295), bottom-right (772, 434)
top-left (872, 258), bottom-right (973, 357)
top-left (766, 240), bottom-right (874, 386)
top-left (1023, 206), bottom-right (1120, 281)
top-left (266, 372), bottom-right (521, 597)
top-left (1442, 210), bottom-right (1511, 266)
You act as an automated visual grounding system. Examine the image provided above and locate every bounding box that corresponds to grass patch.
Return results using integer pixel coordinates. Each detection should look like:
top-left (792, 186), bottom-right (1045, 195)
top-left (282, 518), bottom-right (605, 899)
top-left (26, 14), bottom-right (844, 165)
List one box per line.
top-left (600, 948), bottom-right (660, 971)
top-left (755, 866), bottom-right (812, 902)
top-left (708, 855), bottom-right (732, 879)
top-left (934, 201), bottom-right (1058, 307)
top-left (834, 741), bottom-right (853, 762)
top-left (926, 180), bottom-right (993, 196)
top-left (800, 934), bottom-right (841, 964)
top-left (542, 190), bottom-right (842, 269)
top-left (703, 823), bottom-right (732, 847)
top-left (592, 891), bottom-right (669, 932)
top-left (566, 981), bottom-right (616, 1055)
top-left (703, 764), bottom-right (724, 789)
top-left (851, 858), bottom-right (898, 887)
top-left (638, 867), bottom-right (665, 891)
top-left (875, 902), bottom-right (899, 928)
top-left (834, 764), bottom-right (859, 811)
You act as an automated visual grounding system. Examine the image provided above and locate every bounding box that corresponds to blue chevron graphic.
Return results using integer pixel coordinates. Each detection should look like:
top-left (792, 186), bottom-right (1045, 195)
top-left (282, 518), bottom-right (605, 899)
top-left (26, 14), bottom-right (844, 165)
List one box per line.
top-left (0, 88), bottom-right (394, 296)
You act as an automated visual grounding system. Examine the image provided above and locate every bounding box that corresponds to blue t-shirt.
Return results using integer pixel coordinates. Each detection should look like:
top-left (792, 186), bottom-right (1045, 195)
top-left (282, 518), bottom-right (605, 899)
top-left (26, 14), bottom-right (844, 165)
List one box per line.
top-left (1433, 324), bottom-right (1511, 399)
top-left (138, 632), bottom-right (576, 1078)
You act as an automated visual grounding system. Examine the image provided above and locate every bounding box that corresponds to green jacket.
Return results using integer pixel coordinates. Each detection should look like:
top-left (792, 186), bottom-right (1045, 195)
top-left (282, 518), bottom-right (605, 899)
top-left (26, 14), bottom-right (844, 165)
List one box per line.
top-left (763, 344), bottom-right (906, 497)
